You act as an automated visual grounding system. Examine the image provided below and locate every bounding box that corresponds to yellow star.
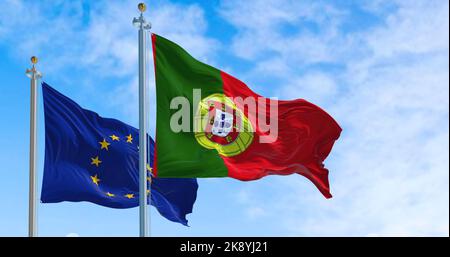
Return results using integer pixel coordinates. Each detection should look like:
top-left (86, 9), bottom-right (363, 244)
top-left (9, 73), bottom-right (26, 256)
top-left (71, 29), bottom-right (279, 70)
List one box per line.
top-left (124, 193), bottom-right (134, 199)
top-left (90, 174), bottom-right (101, 186)
top-left (146, 189), bottom-right (150, 194)
top-left (106, 192), bottom-right (115, 197)
top-left (147, 176), bottom-right (152, 182)
top-left (126, 134), bottom-right (133, 143)
top-left (99, 139), bottom-right (110, 150)
top-left (146, 164), bottom-right (153, 172)
top-left (110, 134), bottom-right (120, 141)
top-left (91, 156), bottom-right (102, 167)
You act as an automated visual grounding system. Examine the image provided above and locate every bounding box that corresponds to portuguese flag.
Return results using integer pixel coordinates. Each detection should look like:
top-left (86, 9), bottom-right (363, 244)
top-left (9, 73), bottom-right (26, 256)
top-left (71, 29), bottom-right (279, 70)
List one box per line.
top-left (152, 34), bottom-right (342, 198)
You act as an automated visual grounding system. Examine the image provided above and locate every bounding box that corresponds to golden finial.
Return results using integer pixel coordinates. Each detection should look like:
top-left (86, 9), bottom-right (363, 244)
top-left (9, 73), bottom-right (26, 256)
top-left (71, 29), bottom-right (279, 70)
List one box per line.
top-left (31, 56), bottom-right (38, 65)
top-left (138, 3), bottom-right (146, 13)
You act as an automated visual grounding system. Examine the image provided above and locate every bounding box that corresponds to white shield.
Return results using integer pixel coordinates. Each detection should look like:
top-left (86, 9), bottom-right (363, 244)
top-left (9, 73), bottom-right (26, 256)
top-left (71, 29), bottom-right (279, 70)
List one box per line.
top-left (211, 109), bottom-right (233, 137)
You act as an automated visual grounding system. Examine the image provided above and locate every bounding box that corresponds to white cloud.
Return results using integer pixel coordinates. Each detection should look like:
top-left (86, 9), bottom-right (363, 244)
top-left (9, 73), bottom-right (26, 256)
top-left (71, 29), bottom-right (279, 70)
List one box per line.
top-left (0, 0), bottom-right (86, 73)
top-left (278, 72), bottom-right (338, 104)
top-left (219, 0), bottom-right (346, 64)
top-left (81, 1), bottom-right (218, 78)
top-left (245, 206), bottom-right (267, 219)
top-left (66, 232), bottom-right (79, 237)
top-left (0, 0), bottom-right (218, 126)
top-left (221, 0), bottom-right (449, 236)
top-left (235, 189), bottom-right (268, 220)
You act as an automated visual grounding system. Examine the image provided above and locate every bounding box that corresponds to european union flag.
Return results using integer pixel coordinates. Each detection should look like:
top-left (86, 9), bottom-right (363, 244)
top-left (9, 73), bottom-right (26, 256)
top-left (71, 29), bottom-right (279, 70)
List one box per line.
top-left (41, 82), bottom-right (197, 226)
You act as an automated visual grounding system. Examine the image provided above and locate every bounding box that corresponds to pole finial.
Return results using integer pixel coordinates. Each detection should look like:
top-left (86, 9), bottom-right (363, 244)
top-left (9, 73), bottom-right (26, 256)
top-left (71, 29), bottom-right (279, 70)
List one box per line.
top-left (138, 3), bottom-right (146, 13)
top-left (31, 56), bottom-right (38, 65)
top-left (132, 2), bottom-right (151, 30)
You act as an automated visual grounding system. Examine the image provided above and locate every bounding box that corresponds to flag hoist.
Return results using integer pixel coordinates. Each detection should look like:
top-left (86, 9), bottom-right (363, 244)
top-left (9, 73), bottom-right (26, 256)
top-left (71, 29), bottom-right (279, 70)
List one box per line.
top-left (133, 2), bottom-right (152, 237)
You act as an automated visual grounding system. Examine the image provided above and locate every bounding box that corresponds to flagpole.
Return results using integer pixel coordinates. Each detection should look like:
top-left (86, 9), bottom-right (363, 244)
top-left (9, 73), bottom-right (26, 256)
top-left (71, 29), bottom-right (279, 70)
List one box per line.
top-left (133, 3), bottom-right (151, 237)
top-left (25, 56), bottom-right (41, 237)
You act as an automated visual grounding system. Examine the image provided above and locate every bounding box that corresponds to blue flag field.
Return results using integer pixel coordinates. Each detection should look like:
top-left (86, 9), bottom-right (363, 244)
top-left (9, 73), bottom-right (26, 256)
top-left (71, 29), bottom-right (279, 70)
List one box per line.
top-left (41, 82), bottom-right (197, 226)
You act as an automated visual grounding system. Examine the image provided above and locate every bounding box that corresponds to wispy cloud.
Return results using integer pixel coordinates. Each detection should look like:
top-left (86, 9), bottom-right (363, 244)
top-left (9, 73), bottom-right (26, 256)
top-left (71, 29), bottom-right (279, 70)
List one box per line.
top-left (0, 0), bottom-right (218, 126)
top-left (219, 0), bottom-right (346, 64)
top-left (221, 0), bottom-right (449, 236)
top-left (0, 0), bottom-right (447, 236)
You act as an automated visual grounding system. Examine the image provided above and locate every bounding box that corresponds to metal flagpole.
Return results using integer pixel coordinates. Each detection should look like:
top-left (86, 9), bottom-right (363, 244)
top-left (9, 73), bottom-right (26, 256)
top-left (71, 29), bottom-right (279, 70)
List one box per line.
top-left (133, 3), bottom-right (151, 237)
top-left (25, 56), bottom-right (42, 237)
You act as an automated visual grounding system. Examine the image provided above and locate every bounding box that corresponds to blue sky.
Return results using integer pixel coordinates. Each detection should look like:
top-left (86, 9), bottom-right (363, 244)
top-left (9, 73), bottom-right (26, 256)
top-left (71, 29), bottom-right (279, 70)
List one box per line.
top-left (0, 0), bottom-right (448, 236)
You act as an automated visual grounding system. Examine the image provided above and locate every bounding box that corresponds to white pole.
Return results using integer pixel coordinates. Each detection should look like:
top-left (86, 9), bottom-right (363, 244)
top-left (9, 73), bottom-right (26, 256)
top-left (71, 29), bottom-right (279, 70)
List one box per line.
top-left (133, 3), bottom-right (151, 237)
top-left (25, 56), bottom-right (41, 237)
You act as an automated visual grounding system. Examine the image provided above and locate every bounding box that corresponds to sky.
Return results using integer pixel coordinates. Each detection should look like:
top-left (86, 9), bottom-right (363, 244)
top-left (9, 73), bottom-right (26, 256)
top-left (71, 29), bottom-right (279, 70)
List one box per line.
top-left (0, 0), bottom-right (448, 237)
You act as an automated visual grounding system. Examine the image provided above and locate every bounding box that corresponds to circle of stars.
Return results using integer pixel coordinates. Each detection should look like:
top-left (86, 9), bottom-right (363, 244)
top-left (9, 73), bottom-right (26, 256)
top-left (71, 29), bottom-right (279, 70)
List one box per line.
top-left (89, 133), bottom-right (151, 200)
